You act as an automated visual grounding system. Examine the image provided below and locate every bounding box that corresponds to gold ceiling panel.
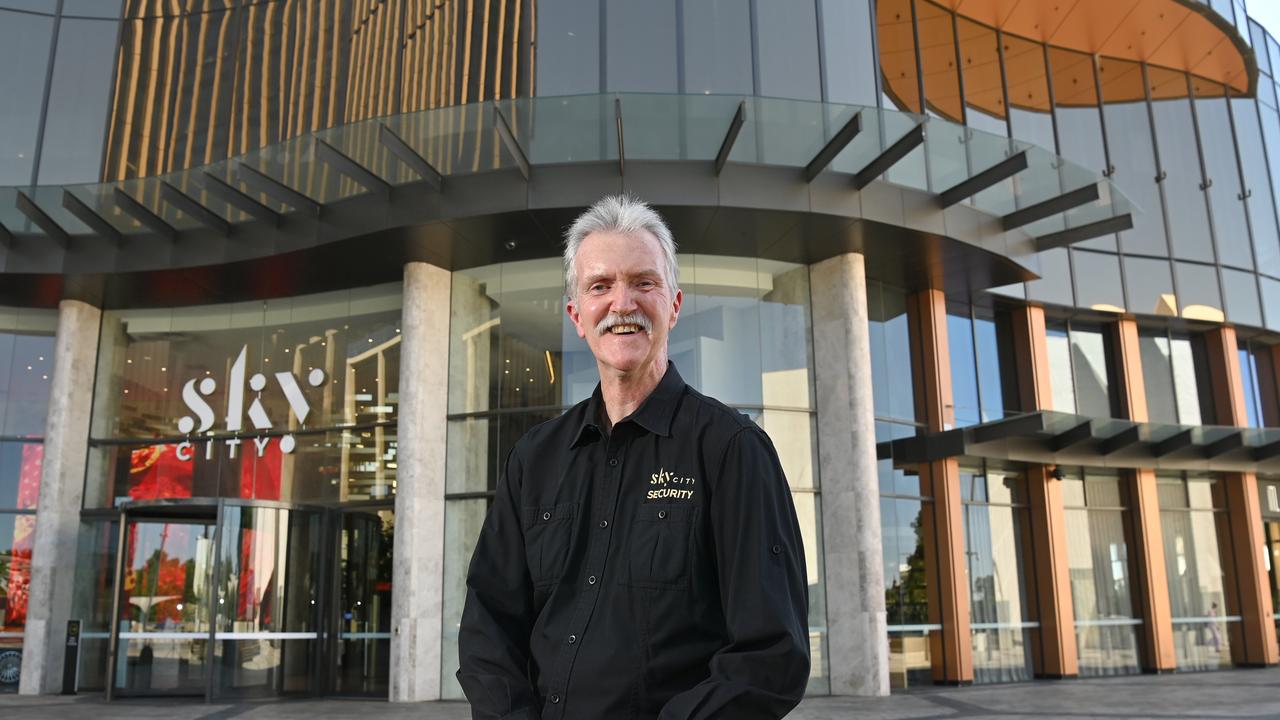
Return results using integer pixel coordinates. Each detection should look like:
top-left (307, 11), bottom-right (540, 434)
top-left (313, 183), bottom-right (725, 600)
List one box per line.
top-left (880, 0), bottom-right (1255, 121)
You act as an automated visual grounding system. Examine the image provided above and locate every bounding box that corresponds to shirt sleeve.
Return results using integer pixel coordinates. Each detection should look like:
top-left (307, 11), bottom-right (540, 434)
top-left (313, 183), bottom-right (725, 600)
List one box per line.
top-left (457, 446), bottom-right (543, 720)
top-left (659, 426), bottom-right (811, 720)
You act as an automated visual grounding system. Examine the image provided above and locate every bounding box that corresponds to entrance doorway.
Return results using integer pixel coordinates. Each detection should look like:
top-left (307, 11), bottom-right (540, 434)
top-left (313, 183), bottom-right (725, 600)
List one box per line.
top-left (105, 500), bottom-right (392, 700)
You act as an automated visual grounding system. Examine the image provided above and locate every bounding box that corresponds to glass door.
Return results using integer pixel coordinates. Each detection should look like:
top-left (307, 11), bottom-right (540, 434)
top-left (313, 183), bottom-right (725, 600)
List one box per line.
top-left (330, 507), bottom-right (394, 696)
top-left (109, 518), bottom-right (215, 697)
top-left (211, 502), bottom-right (323, 700)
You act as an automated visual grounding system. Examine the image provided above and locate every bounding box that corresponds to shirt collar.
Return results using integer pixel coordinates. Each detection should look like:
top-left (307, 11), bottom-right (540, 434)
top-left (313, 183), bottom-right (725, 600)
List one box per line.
top-left (570, 362), bottom-right (686, 447)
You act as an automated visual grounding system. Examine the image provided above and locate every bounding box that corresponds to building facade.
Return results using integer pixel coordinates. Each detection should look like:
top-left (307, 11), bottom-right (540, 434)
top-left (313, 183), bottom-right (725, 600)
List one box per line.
top-left (0, 0), bottom-right (1277, 702)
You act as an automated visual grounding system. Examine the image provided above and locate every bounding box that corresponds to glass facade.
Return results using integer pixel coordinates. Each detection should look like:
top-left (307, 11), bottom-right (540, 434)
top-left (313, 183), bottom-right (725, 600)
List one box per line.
top-left (0, 307), bottom-right (56, 693)
top-left (439, 255), bottom-right (827, 698)
top-left (1261, 479), bottom-right (1280, 641)
top-left (1158, 475), bottom-right (1236, 671)
top-left (1046, 321), bottom-right (1117, 418)
top-left (961, 464), bottom-right (1036, 684)
top-left (947, 303), bottom-right (1017, 428)
top-left (1138, 329), bottom-right (1212, 426)
top-left (1062, 470), bottom-right (1142, 676)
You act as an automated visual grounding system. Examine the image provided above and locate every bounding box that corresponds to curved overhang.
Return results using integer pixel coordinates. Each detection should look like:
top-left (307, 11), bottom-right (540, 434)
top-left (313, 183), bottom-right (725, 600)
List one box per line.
top-left (0, 95), bottom-right (1133, 308)
top-left (879, 0), bottom-right (1257, 121)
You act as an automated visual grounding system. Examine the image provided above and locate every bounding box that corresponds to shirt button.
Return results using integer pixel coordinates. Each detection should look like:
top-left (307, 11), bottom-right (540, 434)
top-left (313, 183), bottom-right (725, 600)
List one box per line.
top-left (658, 510), bottom-right (667, 519)
top-left (568, 634), bottom-right (577, 644)
top-left (542, 512), bottom-right (551, 521)
top-left (599, 519), bottom-right (609, 528)
top-left (772, 544), bottom-right (783, 555)
top-left (609, 458), bottom-right (619, 467)
top-left (550, 694), bottom-right (561, 704)
top-left (588, 575), bottom-right (597, 585)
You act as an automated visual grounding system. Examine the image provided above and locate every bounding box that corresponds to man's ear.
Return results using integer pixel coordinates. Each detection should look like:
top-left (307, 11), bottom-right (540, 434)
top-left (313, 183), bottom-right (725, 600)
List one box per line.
top-left (668, 289), bottom-right (683, 329)
top-left (566, 297), bottom-right (588, 339)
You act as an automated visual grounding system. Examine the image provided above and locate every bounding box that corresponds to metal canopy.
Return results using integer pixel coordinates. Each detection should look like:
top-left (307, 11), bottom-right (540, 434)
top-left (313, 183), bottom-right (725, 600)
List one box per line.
top-left (0, 94), bottom-right (1136, 297)
top-left (877, 410), bottom-right (1280, 474)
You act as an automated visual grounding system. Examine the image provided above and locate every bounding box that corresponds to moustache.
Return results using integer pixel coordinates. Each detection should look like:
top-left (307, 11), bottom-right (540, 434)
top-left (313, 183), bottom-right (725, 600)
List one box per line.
top-left (595, 312), bottom-right (653, 336)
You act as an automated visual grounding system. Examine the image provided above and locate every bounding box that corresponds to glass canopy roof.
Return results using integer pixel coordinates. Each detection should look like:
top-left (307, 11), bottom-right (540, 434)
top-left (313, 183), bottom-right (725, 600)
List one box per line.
top-left (0, 93), bottom-right (1134, 274)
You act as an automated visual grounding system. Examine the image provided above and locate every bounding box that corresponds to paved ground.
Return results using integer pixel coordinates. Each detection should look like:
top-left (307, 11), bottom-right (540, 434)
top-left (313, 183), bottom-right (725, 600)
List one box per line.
top-left (1, 667), bottom-right (1278, 718)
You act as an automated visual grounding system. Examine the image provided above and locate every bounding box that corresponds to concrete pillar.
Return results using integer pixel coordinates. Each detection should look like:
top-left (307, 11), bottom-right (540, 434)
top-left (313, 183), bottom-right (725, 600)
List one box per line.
top-left (906, 288), bottom-right (973, 685)
top-left (1203, 326), bottom-right (1280, 666)
top-left (809, 253), bottom-right (889, 696)
top-left (389, 262), bottom-right (452, 701)
top-left (20, 300), bottom-right (101, 694)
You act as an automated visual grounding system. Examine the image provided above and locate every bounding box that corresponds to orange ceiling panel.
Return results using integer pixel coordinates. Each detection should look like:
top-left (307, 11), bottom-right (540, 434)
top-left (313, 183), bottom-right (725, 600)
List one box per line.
top-left (878, 0), bottom-right (1254, 123)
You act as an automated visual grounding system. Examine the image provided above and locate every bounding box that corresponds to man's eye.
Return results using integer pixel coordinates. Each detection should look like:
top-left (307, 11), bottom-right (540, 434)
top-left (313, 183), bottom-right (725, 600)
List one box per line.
top-left (589, 284), bottom-right (607, 293)
top-left (638, 280), bottom-right (655, 289)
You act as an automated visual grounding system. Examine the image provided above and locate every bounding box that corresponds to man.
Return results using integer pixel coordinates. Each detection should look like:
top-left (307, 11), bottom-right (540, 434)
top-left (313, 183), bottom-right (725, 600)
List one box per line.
top-left (457, 196), bottom-right (810, 719)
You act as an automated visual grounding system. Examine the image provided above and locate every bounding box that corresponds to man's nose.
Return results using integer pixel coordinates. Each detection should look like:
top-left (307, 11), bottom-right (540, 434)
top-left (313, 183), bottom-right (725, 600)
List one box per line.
top-left (609, 283), bottom-right (639, 313)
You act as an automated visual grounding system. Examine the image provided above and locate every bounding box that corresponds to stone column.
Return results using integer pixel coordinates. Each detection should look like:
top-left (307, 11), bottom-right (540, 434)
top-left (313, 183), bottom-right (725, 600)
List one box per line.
top-left (20, 300), bottom-right (101, 694)
top-left (810, 253), bottom-right (889, 696)
top-left (1203, 327), bottom-right (1280, 666)
top-left (389, 262), bottom-right (452, 701)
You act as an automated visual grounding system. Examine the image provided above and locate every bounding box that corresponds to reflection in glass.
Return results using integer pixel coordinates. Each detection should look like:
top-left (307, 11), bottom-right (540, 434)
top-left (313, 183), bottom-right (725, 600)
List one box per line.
top-left (1100, 59), bottom-right (1167, 257)
top-left (1195, 88), bottom-right (1253, 270)
top-left (35, 17), bottom-right (118, 185)
top-left (1062, 472), bottom-right (1141, 676)
top-left (868, 281), bottom-right (916, 424)
top-left (881, 495), bottom-right (933, 689)
top-left (72, 519), bottom-right (118, 691)
top-left (1046, 324), bottom-right (1076, 414)
top-left (0, 10), bottom-right (54, 185)
top-left (214, 505), bottom-right (321, 698)
top-left (1123, 257), bottom-right (1177, 318)
top-left (440, 497), bottom-right (489, 700)
top-left (1139, 332), bottom-right (1206, 426)
top-left (1158, 476), bottom-right (1235, 671)
top-left (114, 520), bottom-right (214, 695)
top-left (1072, 250), bottom-right (1124, 313)
top-left (335, 508), bottom-right (393, 696)
top-left (1150, 69), bottom-right (1214, 263)
top-left (948, 310), bottom-right (981, 428)
top-left (962, 466), bottom-right (1035, 684)
top-left (1070, 325), bottom-right (1114, 418)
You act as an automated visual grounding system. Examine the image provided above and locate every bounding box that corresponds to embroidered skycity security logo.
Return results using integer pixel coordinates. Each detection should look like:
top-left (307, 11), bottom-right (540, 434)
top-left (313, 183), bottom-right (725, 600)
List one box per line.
top-left (174, 344), bottom-right (325, 461)
top-left (646, 467), bottom-right (697, 501)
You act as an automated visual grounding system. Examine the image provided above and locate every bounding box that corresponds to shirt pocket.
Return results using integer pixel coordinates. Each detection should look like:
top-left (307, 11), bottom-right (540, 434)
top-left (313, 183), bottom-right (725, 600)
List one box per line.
top-left (522, 502), bottom-right (577, 587)
top-left (625, 504), bottom-right (695, 590)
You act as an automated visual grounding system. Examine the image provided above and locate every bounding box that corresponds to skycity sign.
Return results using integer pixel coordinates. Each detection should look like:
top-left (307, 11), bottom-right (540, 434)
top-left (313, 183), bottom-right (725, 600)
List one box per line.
top-left (174, 345), bottom-right (326, 461)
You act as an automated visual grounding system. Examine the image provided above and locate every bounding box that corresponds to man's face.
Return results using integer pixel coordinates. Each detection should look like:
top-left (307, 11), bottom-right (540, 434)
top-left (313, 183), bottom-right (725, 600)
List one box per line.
top-left (566, 229), bottom-right (682, 378)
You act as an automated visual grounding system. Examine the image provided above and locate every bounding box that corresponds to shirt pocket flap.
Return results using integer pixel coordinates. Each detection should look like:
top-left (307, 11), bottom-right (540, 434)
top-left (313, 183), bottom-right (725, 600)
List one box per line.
top-left (522, 502), bottom-right (577, 529)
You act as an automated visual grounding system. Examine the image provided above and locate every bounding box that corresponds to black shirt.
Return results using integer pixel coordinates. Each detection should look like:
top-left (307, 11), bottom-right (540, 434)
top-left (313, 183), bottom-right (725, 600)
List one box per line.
top-left (457, 363), bottom-right (810, 720)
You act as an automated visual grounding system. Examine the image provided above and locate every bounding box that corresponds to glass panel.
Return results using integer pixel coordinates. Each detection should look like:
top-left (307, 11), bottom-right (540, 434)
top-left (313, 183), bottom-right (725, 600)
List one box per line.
top-left (973, 313), bottom-right (1009, 423)
top-left (440, 496), bottom-right (488, 700)
top-left (948, 310), bottom-right (980, 428)
top-left (213, 505), bottom-right (321, 698)
top-left (534, 0), bottom-right (600, 96)
top-left (1049, 48), bottom-right (1111, 248)
top-left (1073, 250), bottom-right (1125, 313)
top-left (1005, 35), bottom-right (1054, 150)
top-left (1194, 87), bottom-right (1253, 270)
top-left (868, 281), bottom-right (916, 423)
top-left (0, 442), bottom-right (41, 511)
top-left (793, 490), bottom-right (829, 694)
top-left (1071, 326), bottom-right (1113, 418)
top-left (818, 0), bottom-right (877, 106)
top-left (1174, 262), bottom-right (1225, 322)
top-left (964, 474), bottom-right (1035, 684)
top-left (887, 629), bottom-right (933, 690)
top-left (882, 497), bottom-right (929, 626)
top-left (1026, 248), bottom-right (1074, 307)
top-left (1170, 338), bottom-right (1206, 426)
top-left (916, 0), bottom-right (961, 121)
top-left (0, 10), bottom-right (54, 185)
top-left (1047, 324), bottom-right (1077, 414)
top-left (35, 17), bottom-right (119, 185)
top-left (90, 285), bottom-right (403, 441)
top-left (681, 0), bottom-right (753, 95)
top-left (334, 508), bottom-right (393, 696)
top-left (1231, 98), bottom-right (1280, 272)
top-left (0, 320), bottom-right (56, 439)
top-left (1140, 333), bottom-right (1179, 425)
top-left (876, 0), bottom-right (921, 114)
top-left (1256, 104), bottom-right (1280, 270)
top-left (1159, 478), bottom-right (1235, 671)
top-left (114, 520), bottom-right (214, 695)
top-left (604, 0), bottom-right (677, 93)
top-left (1264, 277), bottom-right (1280, 332)
top-left (1222, 268), bottom-right (1263, 328)
top-left (956, 17), bottom-right (1006, 136)
top-left (1150, 69), bottom-right (1214, 263)
top-left (1124, 256), bottom-right (1177, 318)
top-left (1100, 59), bottom-right (1167, 257)
top-left (1065, 472), bottom-right (1141, 676)
top-left (755, 0), bottom-right (821, 101)
top-left (0, 513), bottom-right (34, 649)
top-left (1240, 346), bottom-right (1263, 428)
top-left (72, 519), bottom-right (118, 691)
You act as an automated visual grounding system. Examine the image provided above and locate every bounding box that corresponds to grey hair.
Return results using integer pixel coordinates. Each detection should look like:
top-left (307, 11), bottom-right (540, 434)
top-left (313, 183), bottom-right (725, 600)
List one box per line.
top-left (563, 195), bottom-right (679, 299)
